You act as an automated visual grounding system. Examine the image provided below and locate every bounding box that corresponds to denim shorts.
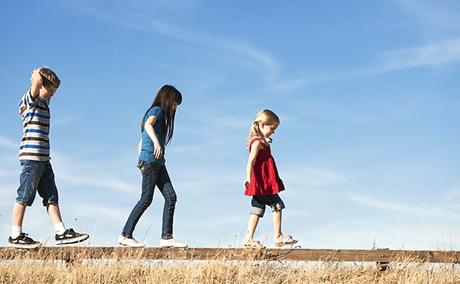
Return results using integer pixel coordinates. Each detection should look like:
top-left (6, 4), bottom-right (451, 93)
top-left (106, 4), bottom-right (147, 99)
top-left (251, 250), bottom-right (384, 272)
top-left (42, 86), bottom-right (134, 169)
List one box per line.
top-left (250, 194), bottom-right (285, 217)
top-left (16, 160), bottom-right (59, 206)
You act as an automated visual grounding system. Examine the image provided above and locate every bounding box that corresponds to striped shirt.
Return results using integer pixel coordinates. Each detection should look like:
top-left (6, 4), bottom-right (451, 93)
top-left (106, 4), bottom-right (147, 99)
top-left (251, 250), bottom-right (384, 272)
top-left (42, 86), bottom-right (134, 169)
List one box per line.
top-left (18, 91), bottom-right (51, 161)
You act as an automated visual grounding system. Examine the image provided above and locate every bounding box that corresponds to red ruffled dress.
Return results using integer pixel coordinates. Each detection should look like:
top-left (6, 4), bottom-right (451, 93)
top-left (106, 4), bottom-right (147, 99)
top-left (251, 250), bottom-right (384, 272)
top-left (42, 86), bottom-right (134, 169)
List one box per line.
top-left (244, 137), bottom-right (285, 196)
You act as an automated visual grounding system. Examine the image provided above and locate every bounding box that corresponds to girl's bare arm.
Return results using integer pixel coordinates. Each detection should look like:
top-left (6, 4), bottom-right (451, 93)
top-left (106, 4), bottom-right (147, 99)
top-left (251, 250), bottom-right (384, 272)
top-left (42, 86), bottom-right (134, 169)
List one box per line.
top-left (245, 140), bottom-right (262, 185)
top-left (144, 116), bottom-right (163, 159)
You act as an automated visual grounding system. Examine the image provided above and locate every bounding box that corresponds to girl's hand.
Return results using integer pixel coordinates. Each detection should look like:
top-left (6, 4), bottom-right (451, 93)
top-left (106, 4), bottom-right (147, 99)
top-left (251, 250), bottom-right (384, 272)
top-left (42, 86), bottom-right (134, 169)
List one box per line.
top-left (153, 142), bottom-right (163, 159)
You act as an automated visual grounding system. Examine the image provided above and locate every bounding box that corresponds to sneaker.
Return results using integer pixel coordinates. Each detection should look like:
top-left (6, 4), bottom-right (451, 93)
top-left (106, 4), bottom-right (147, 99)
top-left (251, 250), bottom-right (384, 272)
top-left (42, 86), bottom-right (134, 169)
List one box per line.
top-left (160, 238), bottom-right (188, 248)
top-left (118, 235), bottom-right (145, 247)
top-left (55, 228), bottom-right (89, 245)
top-left (8, 233), bottom-right (41, 249)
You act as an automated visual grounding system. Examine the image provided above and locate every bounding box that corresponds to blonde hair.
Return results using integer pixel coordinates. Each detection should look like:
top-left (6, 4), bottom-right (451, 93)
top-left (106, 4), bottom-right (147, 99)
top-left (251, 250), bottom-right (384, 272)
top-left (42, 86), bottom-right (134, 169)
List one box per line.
top-left (39, 67), bottom-right (60, 90)
top-left (247, 109), bottom-right (280, 142)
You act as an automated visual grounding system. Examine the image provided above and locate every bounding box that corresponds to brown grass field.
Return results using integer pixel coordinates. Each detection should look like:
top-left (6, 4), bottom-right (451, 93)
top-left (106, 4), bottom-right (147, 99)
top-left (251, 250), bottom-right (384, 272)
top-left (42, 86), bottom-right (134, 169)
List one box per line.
top-left (1, 248), bottom-right (459, 283)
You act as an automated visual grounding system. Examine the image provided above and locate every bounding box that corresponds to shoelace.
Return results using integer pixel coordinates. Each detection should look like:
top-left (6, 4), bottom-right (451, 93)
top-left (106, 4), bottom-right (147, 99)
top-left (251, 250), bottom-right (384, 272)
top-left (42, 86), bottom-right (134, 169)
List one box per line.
top-left (19, 233), bottom-right (30, 239)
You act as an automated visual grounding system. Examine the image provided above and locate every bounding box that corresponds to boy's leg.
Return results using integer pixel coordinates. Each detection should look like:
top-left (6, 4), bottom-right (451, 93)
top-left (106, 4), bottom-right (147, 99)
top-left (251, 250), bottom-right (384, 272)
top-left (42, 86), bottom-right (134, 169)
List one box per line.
top-left (39, 162), bottom-right (89, 244)
top-left (12, 202), bottom-right (26, 227)
top-left (11, 202), bottom-right (26, 238)
top-left (9, 161), bottom-right (43, 248)
top-left (11, 160), bottom-right (42, 237)
top-left (46, 203), bottom-right (63, 224)
top-left (37, 162), bottom-right (63, 230)
top-left (46, 203), bottom-right (64, 232)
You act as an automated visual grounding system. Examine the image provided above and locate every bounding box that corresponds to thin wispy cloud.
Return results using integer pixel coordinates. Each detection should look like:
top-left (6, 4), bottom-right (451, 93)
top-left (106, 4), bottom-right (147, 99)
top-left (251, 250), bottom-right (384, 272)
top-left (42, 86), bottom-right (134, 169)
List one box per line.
top-left (0, 136), bottom-right (17, 149)
top-left (283, 166), bottom-right (346, 190)
top-left (263, 73), bottom-right (331, 93)
top-left (369, 38), bottom-right (460, 74)
top-left (58, 173), bottom-right (138, 194)
top-left (53, 115), bottom-right (82, 128)
top-left (397, 0), bottom-right (460, 29)
top-left (445, 190), bottom-right (460, 200)
top-left (349, 194), bottom-right (458, 221)
top-left (0, 170), bottom-right (16, 177)
top-left (65, 0), bottom-right (280, 83)
top-left (357, 1), bottom-right (460, 75)
top-left (48, 151), bottom-right (139, 194)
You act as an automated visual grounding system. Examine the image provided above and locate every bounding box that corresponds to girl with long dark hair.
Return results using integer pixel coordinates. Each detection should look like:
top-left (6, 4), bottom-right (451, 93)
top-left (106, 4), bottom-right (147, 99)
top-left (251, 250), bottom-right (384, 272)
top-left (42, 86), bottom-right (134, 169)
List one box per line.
top-left (119, 85), bottom-right (186, 248)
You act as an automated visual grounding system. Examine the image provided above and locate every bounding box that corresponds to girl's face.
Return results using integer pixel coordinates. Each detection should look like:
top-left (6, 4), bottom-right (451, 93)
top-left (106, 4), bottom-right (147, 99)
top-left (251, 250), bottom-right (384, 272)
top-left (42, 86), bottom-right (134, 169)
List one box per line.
top-left (172, 102), bottom-right (179, 111)
top-left (259, 122), bottom-right (277, 138)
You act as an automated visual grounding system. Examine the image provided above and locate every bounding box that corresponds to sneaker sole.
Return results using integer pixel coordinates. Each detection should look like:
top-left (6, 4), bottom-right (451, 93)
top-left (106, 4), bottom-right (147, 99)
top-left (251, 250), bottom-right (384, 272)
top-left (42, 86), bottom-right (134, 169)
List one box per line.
top-left (160, 245), bottom-right (188, 249)
top-left (119, 242), bottom-right (145, 248)
top-left (56, 234), bottom-right (89, 245)
top-left (8, 242), bottom-right (42, 249)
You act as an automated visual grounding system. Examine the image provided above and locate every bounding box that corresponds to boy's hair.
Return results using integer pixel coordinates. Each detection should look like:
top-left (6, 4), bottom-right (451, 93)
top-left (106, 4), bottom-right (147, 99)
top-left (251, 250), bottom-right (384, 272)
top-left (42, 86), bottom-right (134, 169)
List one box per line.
top-left (248, 109), bottom-right (280, 142)
top-left (141, 85), bottom-right (183, 145)
top-left (39, 67), bottom-right (61, 90)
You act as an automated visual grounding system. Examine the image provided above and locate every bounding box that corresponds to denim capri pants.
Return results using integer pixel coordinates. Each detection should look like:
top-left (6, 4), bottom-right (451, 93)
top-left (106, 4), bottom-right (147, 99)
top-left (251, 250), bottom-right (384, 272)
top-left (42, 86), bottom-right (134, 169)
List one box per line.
top-left (250, 194), bottom-right (285, 217)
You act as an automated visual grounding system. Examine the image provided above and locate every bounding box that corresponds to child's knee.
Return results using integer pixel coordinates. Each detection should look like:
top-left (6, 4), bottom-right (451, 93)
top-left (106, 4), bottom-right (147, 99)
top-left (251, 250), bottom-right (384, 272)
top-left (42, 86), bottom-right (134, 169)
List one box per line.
top-left (251, 207), bottom-right (265, 217)
top-left (271, 202), bottom-right (285, 212)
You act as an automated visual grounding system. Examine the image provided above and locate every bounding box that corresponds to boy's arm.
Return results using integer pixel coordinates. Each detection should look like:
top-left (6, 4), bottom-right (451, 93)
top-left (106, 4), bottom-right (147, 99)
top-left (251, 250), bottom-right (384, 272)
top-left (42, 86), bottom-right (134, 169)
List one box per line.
top-left (29, 69), bottom-right (43, 98)
top-left (144, 116), bottom-right (163, 159)
top-left (19, 69), bottom-right (43, 117)
top-left (245, 140), bottom-right (262, 186)
top-left (137, 139), bottom-right (142, 155)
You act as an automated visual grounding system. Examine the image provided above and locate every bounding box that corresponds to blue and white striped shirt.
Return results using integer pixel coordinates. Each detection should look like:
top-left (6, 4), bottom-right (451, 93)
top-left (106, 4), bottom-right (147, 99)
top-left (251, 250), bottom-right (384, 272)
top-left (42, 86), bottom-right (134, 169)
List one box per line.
top-left (18, 91), bottom-right (51, 161)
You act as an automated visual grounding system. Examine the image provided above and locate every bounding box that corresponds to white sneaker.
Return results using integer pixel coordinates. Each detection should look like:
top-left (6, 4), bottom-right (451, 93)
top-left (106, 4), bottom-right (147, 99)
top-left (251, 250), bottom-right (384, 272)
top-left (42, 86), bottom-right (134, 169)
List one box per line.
top-left (160, 238), bottom-right (188, 248)
top-left (118, 235), bottom-right (145, 247)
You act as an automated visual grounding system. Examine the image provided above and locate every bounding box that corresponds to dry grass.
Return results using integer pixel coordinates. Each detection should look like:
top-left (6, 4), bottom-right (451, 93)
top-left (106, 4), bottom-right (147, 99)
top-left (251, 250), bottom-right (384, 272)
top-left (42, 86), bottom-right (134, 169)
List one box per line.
top-left (0, 251), bottom-right (459, 284)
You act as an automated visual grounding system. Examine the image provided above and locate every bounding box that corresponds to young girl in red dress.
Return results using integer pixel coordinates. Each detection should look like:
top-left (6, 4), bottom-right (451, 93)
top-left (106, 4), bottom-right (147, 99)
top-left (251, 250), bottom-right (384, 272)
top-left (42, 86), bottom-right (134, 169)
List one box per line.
top-left (243, 109), bottom-right (297, 248)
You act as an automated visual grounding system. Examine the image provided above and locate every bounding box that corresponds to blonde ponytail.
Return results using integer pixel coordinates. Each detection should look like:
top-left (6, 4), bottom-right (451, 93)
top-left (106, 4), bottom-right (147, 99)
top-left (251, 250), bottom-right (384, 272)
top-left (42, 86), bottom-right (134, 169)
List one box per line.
top-left (247, 109), bottom-right (280, 143)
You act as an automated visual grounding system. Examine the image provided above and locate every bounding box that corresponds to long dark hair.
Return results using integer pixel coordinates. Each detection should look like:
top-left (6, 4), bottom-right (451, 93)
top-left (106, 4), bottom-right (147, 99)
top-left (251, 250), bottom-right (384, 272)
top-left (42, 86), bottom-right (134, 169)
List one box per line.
top-left (141, 85), bottom-right (183, 145)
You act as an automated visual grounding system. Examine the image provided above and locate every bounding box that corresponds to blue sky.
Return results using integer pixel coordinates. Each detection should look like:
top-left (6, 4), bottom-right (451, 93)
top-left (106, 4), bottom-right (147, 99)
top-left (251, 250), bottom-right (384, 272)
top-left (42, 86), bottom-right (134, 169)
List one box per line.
top-left (1, 0), bottom-right (459, 249)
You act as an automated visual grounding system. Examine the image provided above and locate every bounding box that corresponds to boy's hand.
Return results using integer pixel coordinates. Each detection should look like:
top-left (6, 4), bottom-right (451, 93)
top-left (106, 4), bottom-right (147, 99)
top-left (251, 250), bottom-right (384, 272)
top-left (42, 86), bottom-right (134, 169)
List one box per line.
top-left (30, 69), bottom-right (42, 84)
top-left (29, 69), bottom-right (43, 97)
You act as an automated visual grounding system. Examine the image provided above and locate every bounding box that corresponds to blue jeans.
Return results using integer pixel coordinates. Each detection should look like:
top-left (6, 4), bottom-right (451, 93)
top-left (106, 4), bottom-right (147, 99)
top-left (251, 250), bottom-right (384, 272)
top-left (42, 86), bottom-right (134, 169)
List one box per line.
top-left (121, 161), bottom-right (177, 239)
top-left (16, 160), bottom-right (59, 206)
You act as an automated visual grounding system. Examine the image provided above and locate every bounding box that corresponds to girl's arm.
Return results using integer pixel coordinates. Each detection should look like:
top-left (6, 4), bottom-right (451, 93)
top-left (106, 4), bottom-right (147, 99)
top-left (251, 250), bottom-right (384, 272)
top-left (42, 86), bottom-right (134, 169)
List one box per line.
top-left (137, 139), bottom-right (142, 155)
top-left (144, 116), bottom-right (163, 159)
top-left (245, 139), bottom-right (262, 186)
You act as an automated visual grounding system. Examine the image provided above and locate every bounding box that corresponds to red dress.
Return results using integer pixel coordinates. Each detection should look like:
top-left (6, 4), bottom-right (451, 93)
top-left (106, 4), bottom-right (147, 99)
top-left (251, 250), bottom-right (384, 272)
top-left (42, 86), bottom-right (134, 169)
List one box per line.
top-left (244, 137), bottom-right (285, 196)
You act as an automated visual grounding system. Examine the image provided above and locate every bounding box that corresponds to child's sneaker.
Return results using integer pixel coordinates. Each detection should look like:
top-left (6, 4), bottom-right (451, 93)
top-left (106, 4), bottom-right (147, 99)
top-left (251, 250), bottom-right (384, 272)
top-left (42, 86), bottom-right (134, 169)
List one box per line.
top-left (118, 235), bottom-right (145, 247)
top-left (55, 228), bottom-right (89, 245)
top-left (160, 238), bottom-right (188, 248)
top-left (8, 233), bottom-right (41, 249)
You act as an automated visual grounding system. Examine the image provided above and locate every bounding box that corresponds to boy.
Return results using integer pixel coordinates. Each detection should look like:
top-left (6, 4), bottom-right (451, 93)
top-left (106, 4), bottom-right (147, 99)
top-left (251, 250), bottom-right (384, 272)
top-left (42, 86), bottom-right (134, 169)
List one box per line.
top-left (8, 67), bottom-right (89, 248)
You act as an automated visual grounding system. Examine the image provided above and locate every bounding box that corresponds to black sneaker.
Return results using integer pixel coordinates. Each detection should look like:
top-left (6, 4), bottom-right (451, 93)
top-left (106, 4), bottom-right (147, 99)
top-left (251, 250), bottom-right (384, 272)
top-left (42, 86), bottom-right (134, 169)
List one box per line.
top-left (55, 228), bottom-right (89, 245)
top-left (8, 233), bottom-right (41, 249)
